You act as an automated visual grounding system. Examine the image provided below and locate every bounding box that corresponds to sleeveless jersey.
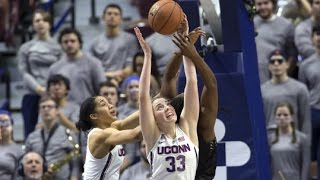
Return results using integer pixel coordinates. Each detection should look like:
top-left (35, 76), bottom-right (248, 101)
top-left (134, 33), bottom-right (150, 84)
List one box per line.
top-left (83, 128), bottom-right (125, 180)
top-left (147, 125), bottom-right (199, 180)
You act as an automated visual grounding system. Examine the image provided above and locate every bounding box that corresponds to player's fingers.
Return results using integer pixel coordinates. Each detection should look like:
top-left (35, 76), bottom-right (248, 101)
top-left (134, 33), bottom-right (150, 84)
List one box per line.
top-left (172, 37), bottom-right (183, 49)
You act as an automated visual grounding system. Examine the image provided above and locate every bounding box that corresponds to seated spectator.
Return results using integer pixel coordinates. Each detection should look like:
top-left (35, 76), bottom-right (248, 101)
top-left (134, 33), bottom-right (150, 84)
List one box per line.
top-left (118, 75), bottom-right (141, 171)
top-left (46, 74), bottom-right (79, 132)
top-left (299, 24), bottom-right (320, 180)
top-left (49, 27), bottom-right (106, 105)
top-left (0, 110), bottom-right (24, 179)
top-left (99, 81), bottom-right (119, 109)
top-left (19, 151), bottom-right (46, 180)
top-left (261, 50), bottom-right (311, 138)
top-left (25, 96), bottom-right (79, 180)
top-left (88, 3), bottom-right (138, 83)
top-left (120, 140), bottom-right (151, 180)
top-left (132, 51), bottom-right (160, 96)
top-left (268, 102), bottom-right (310, 180)
top-left (18, 9), bottom-right (62, 139)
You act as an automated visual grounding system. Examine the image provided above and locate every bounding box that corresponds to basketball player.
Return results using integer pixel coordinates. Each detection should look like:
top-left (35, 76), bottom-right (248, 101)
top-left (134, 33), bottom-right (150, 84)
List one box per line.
top-left (162, 18), bottom-right (218, 180)
top-left (135, 26), bottom-right (200, 180)
top-left (76, 97), bottom-right (141, 180)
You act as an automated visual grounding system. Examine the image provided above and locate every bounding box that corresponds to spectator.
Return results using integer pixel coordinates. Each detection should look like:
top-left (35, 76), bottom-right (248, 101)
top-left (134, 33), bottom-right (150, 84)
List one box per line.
top-left (0, 110), bottom-right (24, 179)
top-left (120, 140), bottom-right (151, 180)
top-left (254, 0), bottom-right (297, 83)
top-left (98, 81), bottom-right (119, 109)
top-left (295, 0), bottom-right (320, 59)
top-left (299, 25), bottom-right (320, 180)
top-left (118, 75), bottom-right (140, 171)
top-left (261, 49), bottom-right (311, 137)
top-left (18, 9), bottom-right (62, 139)
top-left (268, 102), bottom-right (310, 180)
top-left (46, 74), bottom-right (79, 132)
top-left (280, 0), bottom-right (311, 25)
top-left (20, 151), bottom-right (45, 180)
top-left (89, 3), bottom-right (138, 83)
top-left (49, 27), bottom-right (106, 105)
top-left (132, 51), bottom-right (160, 96)
top-left (25, 96), bottom-right (78, 180)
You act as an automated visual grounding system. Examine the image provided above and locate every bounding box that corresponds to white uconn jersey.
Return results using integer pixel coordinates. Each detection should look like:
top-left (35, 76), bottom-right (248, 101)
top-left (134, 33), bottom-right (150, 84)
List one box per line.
top-left (147, 125), bottom-right (199, 180)
top-left (83, 128), bottom-right (125, 180)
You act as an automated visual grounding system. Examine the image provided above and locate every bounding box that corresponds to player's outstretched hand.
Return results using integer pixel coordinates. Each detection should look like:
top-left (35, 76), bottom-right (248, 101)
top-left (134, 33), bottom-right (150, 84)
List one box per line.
top-left (188, 27), bottom-right (206, 45)
top-left (172, 32), bottom-right (198, 59)
top-left (134, 27), bottom-right (151, 57)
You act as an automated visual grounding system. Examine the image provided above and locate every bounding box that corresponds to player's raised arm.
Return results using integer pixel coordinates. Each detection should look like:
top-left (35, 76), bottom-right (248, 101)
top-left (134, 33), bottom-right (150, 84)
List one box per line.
top-left (134, 27), bottom-right (160, 153)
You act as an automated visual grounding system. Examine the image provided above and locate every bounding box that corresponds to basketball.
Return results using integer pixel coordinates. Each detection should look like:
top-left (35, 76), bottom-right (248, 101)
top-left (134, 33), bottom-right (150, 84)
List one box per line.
top-left (148, 0), bottom-right (184, 35)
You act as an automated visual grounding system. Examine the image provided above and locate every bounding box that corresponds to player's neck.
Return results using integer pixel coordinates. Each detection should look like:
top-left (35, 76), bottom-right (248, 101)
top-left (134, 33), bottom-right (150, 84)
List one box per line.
top-left (162, 125), bottom-right (176, 139)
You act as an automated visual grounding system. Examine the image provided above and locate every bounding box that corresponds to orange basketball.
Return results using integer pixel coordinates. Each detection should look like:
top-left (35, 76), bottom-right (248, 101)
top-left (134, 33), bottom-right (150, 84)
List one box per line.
top-left (148, 0), bottom-right (184, 35)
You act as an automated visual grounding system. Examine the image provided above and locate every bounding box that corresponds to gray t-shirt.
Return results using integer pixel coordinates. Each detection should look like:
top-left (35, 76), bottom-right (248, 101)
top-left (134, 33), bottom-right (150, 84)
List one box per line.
top-left (299, 53), bottom-right (320, 110)
top-left (294, 18), bottom-right (315, 60)
top-left (146, 33), bottom-right (179, 76)
top-left (261, 78), bottom-right (311, 137)
top-left (0, 143), bottom-right (23, 180)
top-left (254, 15), bottom-right (296, 84)
top-left (268, 130), bottom-right (310, 180)
top-left (18, 38), bottom-right (62, 93)
top-left (89, 31), bottom-right (138, 72)
top-left (49, 53), bottom-right (106, 105)
top-left (25, 124), bottom-right (76, 180)
top-left (120, 161), bottom-right (151, 180)
top-left (117, 103), bottom-right (139, 164)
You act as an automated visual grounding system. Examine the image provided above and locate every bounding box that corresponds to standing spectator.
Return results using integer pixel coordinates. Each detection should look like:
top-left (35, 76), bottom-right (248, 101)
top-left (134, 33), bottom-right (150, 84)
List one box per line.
top-left (49, 27), bottom-right (106, 105)
top-left (0, 110), bottom-right (24, 179)
top-left (261, 50), bottom-right (311, 137)
top-left (25, 96), bottom-right (78, 180)
top-left (18, 9), bottom-right (62, 139)
top-left (295, 0), bottom-right (320, 59)
top-left (254, 0), bottom-right (297, 83)
top-left (268, 102), bottom-right (310, 180)
top-left (120, 140), bottom-right (151, 180)
top-left (132, 51), bottom-right (160, 96)
top-left (89, 4), bottom-right (138, 83)
top-left (299, 25), bottom-right (320, 180)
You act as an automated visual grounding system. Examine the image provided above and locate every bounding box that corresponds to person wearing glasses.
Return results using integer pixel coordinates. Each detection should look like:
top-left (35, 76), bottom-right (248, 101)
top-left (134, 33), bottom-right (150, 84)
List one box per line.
top-left (25, 96), bottom-right (78, 180)
top-left (0, 110), bottom-right (24, 180)
top-left (261, 49), bottom-right (311, 138)
top-left (299, 25), bottom-right (320, 180)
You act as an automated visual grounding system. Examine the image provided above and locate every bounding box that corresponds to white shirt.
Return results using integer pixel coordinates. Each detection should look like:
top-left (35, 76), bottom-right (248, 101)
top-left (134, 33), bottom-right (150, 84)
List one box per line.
top-left (83, 128), bottom-right (125, 180)
top-left (147, 125), bottom-right (199, 180)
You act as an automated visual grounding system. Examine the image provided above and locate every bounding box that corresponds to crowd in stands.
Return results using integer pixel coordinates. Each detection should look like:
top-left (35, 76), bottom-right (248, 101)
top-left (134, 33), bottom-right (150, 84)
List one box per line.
top-left (0, 0), bottom-right (320, 179)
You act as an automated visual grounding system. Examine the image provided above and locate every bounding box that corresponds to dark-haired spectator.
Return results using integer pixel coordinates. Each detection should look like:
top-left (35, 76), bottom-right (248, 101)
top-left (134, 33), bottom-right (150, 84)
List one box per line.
top-left (261, 50), bottom-right (311, 137)
top-left (25, 96), bottom-right (78, 180)
top-left (299, 25), bottom-right (320, 179)
top-left (295, 0), bottom-right (320, 59)
top-left (99, 81), bottom-right (119, 109)
top-left (0, 110), bottom-right (24, 179)
top-left (18, 9), bottom-right (62, 139)
top-left (268, 102), bottom-right (310, 180)
top-left (132, 52), bottom-right (160, 96)
top-left (49, 27), bottom-right (106, 105)
top-left (46, 74), bottom-right (79, 132)
top-left (254, 0), bottom-right (297, 83)
top-left (120, 140), bottom-right (151, 180)
top-left (89, 3), bottom-right (138, 83)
